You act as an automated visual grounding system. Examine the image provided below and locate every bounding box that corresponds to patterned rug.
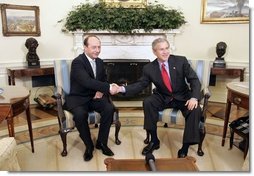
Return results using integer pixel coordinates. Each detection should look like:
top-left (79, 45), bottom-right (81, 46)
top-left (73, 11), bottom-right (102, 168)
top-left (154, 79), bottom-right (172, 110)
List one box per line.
top-left (0, 116), bottom-right (228, 145)
top-left (0, 103), bottom-right (247, 145)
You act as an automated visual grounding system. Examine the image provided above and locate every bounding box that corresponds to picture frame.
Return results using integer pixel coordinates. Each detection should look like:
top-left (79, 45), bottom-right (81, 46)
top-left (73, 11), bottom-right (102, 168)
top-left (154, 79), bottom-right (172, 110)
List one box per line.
top-left (101, 0), bottom-right (147, 8)
top-left (0, 4), bottom-right (41, 36)
top-left (200, 0), bottom-right (249, 24)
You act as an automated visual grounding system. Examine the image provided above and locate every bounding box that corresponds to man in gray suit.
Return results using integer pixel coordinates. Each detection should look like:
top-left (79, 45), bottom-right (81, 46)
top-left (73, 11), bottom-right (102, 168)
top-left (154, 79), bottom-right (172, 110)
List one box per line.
top-left (117, 38), bottom-right (202, 158)
top-left (64, 35), bottom-right (118, 161)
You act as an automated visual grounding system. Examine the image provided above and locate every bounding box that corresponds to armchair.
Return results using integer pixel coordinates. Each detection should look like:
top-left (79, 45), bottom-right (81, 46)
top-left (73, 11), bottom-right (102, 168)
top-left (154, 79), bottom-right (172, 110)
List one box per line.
top-left (144, 59), bottom-right (211, 156)
top-left (53, 60), bottom-right (121, 157)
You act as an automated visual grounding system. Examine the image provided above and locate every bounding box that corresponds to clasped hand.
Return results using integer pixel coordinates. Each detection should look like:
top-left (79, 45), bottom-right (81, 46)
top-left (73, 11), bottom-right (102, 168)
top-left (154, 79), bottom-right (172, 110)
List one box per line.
top-left (110, 83), bottom-right (122, 95)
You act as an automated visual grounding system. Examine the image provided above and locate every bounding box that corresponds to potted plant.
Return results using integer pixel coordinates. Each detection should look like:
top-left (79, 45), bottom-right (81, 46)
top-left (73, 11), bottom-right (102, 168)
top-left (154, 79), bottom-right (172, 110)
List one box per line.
top-left (59, 2), bottom-right (186, 34)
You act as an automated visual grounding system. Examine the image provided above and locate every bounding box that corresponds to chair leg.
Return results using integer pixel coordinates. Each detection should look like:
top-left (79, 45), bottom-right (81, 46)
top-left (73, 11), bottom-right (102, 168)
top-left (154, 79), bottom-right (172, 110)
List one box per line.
top-left (229, 128), bottom-right (234, 149)
top-left (144, 130), bottom-right (150, 144)
top-left (59, 131), bottom-right (68, 157)
top-left (244, 138), bottom-right (249, 159)
top-left (197, 126), bottom-right (206, 156)
top-left (114, 120), bottom-right (121, 145)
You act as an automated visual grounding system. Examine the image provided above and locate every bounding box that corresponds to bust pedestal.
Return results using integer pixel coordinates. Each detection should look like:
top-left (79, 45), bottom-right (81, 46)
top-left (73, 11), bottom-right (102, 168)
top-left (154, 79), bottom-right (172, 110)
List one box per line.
top-left (28, 60), bottom-right (40, 68)
top-left (213, 58), bottom-right (226, 68)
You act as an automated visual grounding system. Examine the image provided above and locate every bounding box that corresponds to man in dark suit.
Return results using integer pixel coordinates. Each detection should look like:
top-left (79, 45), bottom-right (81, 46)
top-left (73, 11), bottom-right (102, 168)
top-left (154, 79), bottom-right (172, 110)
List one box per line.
top-left (64, 35), bottom-right (118, 161)
top-left (117, 38), bottom-right (202, 158)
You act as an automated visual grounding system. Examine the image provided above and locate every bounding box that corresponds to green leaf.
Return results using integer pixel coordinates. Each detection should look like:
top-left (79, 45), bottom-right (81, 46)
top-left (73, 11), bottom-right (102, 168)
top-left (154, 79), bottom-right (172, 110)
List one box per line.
top-left (59, 2), bottom-right (186, 33)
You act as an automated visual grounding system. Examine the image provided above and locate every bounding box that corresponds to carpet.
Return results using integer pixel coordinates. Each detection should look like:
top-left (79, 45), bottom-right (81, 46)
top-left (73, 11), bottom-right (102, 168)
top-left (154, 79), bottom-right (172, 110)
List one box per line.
top-left (0, 116), bottom-right (229, 145)
top-left (0, 102), bottom-right (247, 145)
top-left (15, 126), bottom-right (247, 171)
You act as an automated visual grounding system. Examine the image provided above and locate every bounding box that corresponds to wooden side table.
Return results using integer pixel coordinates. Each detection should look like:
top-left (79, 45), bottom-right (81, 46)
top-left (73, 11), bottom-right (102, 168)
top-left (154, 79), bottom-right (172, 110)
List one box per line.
top-left (222, 82), bottom-right (249, 147)
top-left (7, 66), bottom-right (54, 86)
top-left (209, 67), bottom-right (245, 86)
top-left (0, 86), bottom-right (34, 153)
top-left (104, 156), bottom-right (199, 171)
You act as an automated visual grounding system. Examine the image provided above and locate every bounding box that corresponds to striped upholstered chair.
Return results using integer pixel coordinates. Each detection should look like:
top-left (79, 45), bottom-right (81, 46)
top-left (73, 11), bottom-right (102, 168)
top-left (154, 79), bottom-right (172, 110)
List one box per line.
top-left (53, 60), bottom-right (121, 157)
top-left (144, 59), bottom-right (211, 156)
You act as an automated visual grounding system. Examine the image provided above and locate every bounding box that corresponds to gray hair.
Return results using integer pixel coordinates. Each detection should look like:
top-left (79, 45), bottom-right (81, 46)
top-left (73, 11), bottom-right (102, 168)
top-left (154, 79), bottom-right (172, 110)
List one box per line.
top-left (152, 38), bottom-right (170, 50)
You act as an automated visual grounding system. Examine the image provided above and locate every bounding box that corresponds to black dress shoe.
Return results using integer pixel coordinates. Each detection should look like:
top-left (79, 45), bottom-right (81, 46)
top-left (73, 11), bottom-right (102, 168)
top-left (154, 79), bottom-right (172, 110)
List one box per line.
top-left (142, 141), bottom-right (160, 155)
top-left (177, 149), bottom-right (187, 158)
top-left (83, 147), bottom-right (94, 161)
top-left (96, 142), bottom-right (114, 156)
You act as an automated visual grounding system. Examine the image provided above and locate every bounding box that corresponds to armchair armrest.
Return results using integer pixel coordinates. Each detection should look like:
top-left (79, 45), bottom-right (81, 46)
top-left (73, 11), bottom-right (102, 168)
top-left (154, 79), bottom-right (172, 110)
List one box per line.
top-left (200, 87), bottom-right (211, 121)
top-left (55, 89), bottom-right (68, 131)
top-left (203, 87), bottom-right (211, 99)
top-left (54, 86), bottom-right (63, 96)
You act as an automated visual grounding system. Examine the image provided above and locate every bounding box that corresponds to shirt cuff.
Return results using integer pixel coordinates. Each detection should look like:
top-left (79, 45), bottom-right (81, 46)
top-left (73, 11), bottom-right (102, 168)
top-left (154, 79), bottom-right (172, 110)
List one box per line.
top-left (120, 86), bottom-right (126, 93)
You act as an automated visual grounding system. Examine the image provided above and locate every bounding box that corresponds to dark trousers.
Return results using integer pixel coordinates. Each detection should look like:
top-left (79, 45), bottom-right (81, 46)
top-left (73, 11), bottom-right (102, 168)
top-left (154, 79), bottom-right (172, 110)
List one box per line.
top-left (143, 93), bottom-right (201, 144)
top-left (71, 96), bottom-right (114, 147)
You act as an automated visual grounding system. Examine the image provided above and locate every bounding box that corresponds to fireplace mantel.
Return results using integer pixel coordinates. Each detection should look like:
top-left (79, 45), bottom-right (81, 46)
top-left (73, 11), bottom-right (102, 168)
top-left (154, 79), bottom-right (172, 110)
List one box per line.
top-left (72, 29), bottom-right (181, 60)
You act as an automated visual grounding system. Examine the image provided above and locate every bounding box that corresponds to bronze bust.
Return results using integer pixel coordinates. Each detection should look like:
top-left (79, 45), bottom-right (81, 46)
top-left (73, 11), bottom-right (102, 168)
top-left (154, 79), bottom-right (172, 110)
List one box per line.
top-left (25, 37), bottom-right (40, 68)
top-left (213, 41), bottom-right (227, 68)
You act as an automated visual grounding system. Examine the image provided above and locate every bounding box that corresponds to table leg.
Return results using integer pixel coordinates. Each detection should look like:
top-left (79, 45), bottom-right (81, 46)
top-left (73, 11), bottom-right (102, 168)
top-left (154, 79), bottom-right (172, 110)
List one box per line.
top-left (7, 117), bottom-right (15, 137)
top-left (8, 76), bottom-right (11, 85)
top-left (222, 98), bottom-right (231, 146)
top-left (25, 103), bottom-right (34, 153)
top-left (240, 70), bottom-right (244, 82)
top-left (8, 72), bottom-right (15, 85)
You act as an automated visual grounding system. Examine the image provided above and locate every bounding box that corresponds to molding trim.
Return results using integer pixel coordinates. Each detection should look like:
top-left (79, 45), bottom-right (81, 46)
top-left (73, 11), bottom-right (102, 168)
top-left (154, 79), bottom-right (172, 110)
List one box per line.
top-left (72, 29), bottom-right (181, 57)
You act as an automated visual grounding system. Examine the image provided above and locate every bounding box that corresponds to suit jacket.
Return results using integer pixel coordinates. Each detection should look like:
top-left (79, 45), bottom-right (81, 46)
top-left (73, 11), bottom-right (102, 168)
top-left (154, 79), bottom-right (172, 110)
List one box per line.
top-left (125, 55), bottom-right (201, 102)
top-left (64, 53), bottom-right (110, 110)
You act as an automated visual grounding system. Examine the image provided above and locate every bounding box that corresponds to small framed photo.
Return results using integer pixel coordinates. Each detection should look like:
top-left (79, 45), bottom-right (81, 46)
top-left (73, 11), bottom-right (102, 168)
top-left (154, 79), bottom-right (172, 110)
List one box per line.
top-left (200, 0), bottom-right (249, 24)
top-left (101, 0), bottom-right (147, 8)
top-left (0, 4), bottom-right (41, 36)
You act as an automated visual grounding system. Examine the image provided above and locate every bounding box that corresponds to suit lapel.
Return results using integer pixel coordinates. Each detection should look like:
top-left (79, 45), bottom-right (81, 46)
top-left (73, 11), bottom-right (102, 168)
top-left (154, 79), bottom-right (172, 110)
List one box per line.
top-left (153, 60), bottom-right (163, 83)
top-left (168, 55), bottom-right (177, 90)
top-left (82, 53), bottom-right (96, 78)
top-left (95, 59), bottom-right (100, 79)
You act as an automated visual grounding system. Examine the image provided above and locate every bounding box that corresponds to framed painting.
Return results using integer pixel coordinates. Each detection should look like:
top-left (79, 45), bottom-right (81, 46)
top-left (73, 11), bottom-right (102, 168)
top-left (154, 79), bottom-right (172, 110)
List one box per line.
top-left (0, 4), bottom-right (41, 36)
top-left (101, 0), bottom-right (147, 8)
top-left (201, 0), bottom-right (249, 24)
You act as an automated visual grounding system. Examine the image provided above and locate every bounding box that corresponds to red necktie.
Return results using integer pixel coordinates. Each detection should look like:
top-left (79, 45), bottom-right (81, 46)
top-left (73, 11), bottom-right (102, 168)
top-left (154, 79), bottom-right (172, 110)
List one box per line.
top-left (161, 63), bottom-right (172, 92)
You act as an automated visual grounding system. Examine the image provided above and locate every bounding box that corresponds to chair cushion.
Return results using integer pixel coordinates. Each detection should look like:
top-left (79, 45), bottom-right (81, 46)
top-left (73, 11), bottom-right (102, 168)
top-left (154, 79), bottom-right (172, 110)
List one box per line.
top-left (63, 110), bottom-right (101, 129)
top-left (159, 104), bottom-right (205, 129)
top-left (159, 108), bottom-right (185, 125)
top-left (63, 110), bottom-right (119, 129)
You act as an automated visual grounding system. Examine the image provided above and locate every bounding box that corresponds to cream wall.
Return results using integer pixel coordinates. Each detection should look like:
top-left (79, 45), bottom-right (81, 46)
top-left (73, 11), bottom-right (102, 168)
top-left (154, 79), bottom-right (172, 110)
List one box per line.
top-left (0, 0), bottom-right (250, 103)
top-left (162, 0), bottom-right (249, 62)
top-left (0, 0), bottom-right (249, 63)
top-left (0, 0), bottom-right (88, 63)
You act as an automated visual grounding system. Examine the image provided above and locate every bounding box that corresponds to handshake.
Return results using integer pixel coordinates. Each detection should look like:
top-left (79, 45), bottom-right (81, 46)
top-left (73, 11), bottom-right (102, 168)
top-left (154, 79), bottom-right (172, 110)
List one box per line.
top-left (110, 83), bottom-right (124, 95)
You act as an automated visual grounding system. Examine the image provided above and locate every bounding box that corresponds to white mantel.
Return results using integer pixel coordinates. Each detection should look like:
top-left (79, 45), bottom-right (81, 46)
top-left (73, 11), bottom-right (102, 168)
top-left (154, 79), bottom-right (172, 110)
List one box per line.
top-left (72, 29), bottom-right (180, 61)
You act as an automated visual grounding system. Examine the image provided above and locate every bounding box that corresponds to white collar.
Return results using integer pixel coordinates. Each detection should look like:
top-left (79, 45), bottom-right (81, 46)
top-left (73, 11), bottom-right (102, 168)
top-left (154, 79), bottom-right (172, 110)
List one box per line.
top-left (85, 53), bottom-right (95, 63)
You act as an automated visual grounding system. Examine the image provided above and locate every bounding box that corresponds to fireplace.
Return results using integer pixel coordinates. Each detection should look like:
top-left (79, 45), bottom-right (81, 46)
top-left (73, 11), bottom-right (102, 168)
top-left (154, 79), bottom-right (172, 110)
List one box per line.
top-left (104, 59), bottom-right (151, 101)
top-left (72, 30), bottom-right (180, 100)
